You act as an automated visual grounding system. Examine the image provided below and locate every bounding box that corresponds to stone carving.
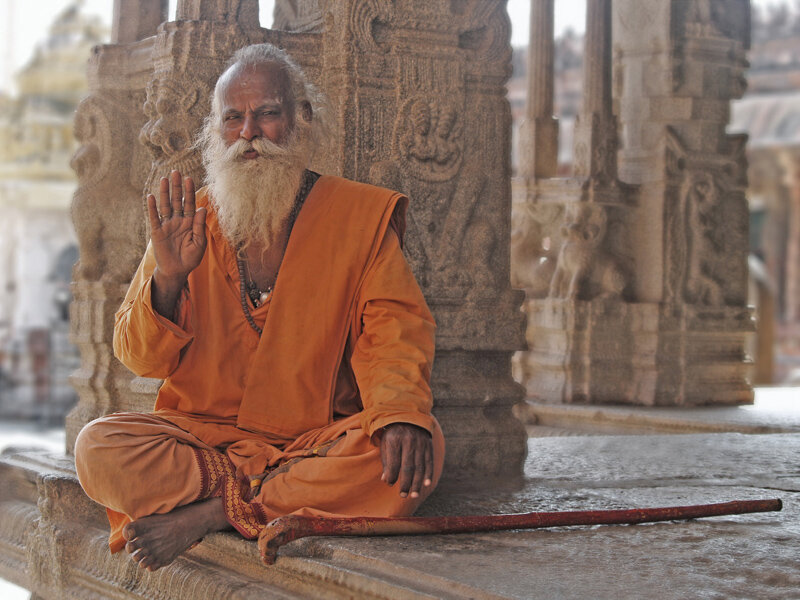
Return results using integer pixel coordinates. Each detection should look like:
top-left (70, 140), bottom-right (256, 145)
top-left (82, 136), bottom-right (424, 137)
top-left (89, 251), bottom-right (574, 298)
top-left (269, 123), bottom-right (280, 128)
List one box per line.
top-left (510, 202), bottom-right (561, 298)
top-left (140, 74), bottom-right (210, 201)
top-left (395, 97), bottom-right (463, 182)
top-left (665, 128), bottom-right (749, 308)
top-left (548, 202), bottom-right (625, 301)
top-left (682, 172), bottom-right (725, 305)
top-left (71, 93), bottom-right (147, 282)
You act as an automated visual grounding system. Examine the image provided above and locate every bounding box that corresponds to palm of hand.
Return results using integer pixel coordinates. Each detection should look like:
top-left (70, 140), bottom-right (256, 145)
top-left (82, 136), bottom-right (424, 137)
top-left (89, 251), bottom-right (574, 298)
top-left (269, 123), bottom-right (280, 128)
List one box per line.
top-left (147, 171), bottom-right (207, 280)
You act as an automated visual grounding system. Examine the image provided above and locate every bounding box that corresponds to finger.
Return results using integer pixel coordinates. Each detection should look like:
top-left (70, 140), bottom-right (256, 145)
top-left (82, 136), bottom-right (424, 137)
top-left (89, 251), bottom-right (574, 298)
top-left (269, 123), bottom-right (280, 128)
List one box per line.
top-left (146, 194), bottom-right (162, 232)
top-left (397, 442), bottom-right (415, 498)
top-left (158, 176), bottom-right (171, 219)
top-left (170, 170), bottom-right (183, 216)
top-left (423, 438), bottom-right (433, 488)
top-left (382, 437), bottom-right (401, 486)
top-left (380, 435), bottom-right (389, 482)
top-left (183, 176), bottom-right (196, 217)
top-left (409, 443), bottom-right (426, 498)
top-left (192, 206), bottom-right (207, 246)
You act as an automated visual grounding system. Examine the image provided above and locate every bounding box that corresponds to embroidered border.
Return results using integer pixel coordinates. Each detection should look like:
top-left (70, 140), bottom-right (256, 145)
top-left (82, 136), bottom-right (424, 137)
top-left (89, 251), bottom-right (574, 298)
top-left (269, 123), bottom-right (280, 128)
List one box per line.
top-left (193, 447), bottom-right (268, 539)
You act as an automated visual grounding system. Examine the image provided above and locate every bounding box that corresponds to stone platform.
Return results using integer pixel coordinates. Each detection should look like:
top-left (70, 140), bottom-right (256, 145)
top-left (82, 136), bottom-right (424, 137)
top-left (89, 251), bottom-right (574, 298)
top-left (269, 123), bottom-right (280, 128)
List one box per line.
top-left (516, 386), bottom-right (800, 436)
top-left (0, 430), bottom-right (797, 599)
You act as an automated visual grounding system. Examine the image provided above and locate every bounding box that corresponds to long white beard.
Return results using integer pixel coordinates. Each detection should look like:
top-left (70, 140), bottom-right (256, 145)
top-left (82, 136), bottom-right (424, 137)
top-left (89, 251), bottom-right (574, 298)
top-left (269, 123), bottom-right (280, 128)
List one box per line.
top-left (201, 122), bottom-right (312, 249)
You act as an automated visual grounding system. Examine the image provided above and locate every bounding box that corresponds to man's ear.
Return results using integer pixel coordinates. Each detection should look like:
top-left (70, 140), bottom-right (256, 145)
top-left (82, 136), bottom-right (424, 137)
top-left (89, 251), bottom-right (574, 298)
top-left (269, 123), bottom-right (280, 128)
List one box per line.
top-left (300, 100), bottom-right (313, 122)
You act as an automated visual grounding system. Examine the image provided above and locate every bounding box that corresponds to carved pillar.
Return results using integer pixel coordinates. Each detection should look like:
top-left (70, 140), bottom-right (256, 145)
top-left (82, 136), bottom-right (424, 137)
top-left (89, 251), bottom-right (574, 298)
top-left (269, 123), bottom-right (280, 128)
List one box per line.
top-left (308, 0), bottom-right (527, 476)
top-left (514, 0), bottom-right (752, 407)
top-left (518, 0), bottom-right (558, 179)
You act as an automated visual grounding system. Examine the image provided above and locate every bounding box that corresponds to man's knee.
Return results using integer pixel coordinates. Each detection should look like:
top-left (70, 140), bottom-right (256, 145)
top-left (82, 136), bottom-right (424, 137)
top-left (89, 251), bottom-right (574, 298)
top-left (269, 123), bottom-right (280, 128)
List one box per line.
top-left (74, 417), bottom-right (117, 492)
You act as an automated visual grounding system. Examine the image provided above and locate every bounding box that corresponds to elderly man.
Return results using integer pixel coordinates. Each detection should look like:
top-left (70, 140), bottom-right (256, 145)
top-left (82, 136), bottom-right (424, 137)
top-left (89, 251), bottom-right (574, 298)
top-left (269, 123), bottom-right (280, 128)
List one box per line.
top-left (75, 43), bottom-right (444, 572)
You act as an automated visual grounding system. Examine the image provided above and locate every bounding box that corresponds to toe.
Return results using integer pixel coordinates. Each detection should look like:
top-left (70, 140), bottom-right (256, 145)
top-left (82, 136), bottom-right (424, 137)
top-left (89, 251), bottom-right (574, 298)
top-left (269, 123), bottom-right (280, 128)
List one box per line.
top-left (122, 522), bottom-right (138, 541)
top-left (125, 539), bottom-right (140, 554)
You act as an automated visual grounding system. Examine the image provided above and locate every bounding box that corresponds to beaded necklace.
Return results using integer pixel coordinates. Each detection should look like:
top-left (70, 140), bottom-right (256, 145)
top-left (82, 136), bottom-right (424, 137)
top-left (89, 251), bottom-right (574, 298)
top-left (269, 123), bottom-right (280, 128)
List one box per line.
top-left (236, 170), bottom-right (319, 336)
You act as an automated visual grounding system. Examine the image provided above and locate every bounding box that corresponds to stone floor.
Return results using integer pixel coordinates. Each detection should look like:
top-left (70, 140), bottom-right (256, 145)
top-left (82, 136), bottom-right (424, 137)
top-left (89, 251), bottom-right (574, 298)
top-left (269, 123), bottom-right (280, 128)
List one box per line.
top-left (0, 390), bottom-right (798, 599)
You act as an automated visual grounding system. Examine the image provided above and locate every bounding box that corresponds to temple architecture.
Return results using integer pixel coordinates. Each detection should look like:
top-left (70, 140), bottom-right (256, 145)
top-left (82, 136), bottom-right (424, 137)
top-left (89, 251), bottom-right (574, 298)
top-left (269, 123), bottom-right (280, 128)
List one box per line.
top-left (0, 1), bottom-right (783, 599)
top-left (0, 3), bottom-right (105, 421)
top-left (512, 0), bottom-right (753, 406)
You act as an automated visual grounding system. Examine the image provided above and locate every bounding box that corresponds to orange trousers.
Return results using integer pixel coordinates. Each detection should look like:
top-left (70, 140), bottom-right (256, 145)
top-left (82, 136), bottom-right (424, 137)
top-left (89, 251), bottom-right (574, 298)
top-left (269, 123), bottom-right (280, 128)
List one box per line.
top-left (74, 412), bottom-right (445, 552)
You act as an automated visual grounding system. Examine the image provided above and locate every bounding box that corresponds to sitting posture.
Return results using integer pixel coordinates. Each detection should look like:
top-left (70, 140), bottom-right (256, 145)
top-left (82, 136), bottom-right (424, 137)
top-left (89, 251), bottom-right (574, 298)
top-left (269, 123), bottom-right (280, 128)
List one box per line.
top-left (75, 43), bottom-right (444, 572)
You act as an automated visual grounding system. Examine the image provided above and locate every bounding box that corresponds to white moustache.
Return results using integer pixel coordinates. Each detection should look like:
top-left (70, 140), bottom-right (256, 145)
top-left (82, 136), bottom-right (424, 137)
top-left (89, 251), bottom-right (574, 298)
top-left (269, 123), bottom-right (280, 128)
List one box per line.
top-left (225, 137), bottom-right (292, 162)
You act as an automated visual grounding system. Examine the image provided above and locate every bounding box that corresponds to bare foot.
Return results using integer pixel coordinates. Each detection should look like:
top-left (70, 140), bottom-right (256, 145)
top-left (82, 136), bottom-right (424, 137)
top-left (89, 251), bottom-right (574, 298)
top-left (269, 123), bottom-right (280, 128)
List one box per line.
top-left (122, 498), bottom-right (231, 571)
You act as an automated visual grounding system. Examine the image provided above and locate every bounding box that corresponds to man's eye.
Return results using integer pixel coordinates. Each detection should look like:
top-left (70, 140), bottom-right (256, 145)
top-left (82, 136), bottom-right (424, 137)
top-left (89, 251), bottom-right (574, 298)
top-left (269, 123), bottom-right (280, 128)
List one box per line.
top-left (224, 114), bottom-right (241, 122)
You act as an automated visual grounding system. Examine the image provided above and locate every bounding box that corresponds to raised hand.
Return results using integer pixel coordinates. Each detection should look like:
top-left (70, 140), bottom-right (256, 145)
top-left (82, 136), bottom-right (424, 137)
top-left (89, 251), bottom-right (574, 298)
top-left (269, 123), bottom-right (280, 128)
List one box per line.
top-left (380, 423), bottom-right (433, 499)
top-left (147, 170), bottom-right (207, 280)
top-left (146, 170), bottom-right (207, 320)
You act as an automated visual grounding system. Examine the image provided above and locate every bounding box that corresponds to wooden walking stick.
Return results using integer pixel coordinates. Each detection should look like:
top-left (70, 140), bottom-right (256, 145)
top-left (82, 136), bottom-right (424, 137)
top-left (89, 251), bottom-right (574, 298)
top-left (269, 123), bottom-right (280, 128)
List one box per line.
top-left (258, 498), bottom-right (782, 564)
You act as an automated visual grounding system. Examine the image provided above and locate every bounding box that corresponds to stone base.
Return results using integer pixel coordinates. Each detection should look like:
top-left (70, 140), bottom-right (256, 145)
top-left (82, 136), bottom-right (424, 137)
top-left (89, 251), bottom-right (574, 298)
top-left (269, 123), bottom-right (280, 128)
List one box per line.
top-left (516, 298), bottom-right (754, 406)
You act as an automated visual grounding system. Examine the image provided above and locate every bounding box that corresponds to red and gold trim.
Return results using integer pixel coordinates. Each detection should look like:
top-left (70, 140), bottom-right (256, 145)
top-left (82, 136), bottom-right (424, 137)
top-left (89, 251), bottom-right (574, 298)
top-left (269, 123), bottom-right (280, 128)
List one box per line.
top-left (193, 447), bottom-right (268, 539)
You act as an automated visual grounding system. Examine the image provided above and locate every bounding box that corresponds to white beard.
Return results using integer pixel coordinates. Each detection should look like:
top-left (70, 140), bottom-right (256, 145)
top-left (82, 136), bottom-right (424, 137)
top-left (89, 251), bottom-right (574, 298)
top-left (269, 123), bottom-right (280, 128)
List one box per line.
top-left (201, 121), bottom-right (312, 250)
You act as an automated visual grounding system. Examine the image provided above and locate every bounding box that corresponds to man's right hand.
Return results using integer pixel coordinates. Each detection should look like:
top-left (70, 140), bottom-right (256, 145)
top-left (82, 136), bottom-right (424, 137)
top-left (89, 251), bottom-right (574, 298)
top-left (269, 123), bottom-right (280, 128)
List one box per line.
top-left (146, 170), bottom-right (207, 320)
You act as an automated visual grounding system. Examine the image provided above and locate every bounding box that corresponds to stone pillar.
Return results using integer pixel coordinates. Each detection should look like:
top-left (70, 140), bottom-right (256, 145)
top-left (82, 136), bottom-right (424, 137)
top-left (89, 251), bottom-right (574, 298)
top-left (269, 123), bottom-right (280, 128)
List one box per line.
top-left (573, 0), bottom-right (616, 184)
top-left (112, 0), bottom-right (168, 43)
top-left (518, 0), bottom-right (558, 179)
top-left (331, 0), bottom-right (528, 476)
top-left (514, 0), bottom-right (753, 406)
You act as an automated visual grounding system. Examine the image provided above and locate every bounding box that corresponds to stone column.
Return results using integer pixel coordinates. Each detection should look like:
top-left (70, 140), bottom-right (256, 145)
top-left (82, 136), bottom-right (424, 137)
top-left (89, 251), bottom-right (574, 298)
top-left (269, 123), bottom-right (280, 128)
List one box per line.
top-left (573, 0), bottom-right (616, 183)
top-left (112, 0), bottom-right (168, 43)
top-left (518, 0), bottom-right (558, 179)
top-left (325, 0), bottom-right (528, 477)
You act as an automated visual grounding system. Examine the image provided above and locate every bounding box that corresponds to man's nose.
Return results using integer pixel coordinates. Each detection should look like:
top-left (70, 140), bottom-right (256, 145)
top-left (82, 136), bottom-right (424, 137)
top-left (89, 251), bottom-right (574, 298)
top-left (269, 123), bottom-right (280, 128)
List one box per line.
top-left (240, 113), bottom-right (261, 141)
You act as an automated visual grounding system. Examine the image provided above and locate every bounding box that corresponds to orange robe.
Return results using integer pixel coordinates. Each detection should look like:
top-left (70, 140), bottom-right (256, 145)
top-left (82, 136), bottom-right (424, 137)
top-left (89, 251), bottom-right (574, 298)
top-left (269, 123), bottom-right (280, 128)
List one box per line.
top-left (75, 175), bottom-right (444, 551)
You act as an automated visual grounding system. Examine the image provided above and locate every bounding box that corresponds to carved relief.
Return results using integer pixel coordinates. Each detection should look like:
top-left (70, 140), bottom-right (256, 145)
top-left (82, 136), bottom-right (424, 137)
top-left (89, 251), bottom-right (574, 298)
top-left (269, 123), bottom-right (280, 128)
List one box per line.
top-left (665, 128), bottom-right (749, 307)
top-left (511, 202), bottom-right (562, 298)
top-left (70, 93), bottom-right (147, 282)
top-left (548, 202), bottom-right (626, 301)
top-left (140, 73), bottom-right (211, 200)
top-left (350, 0), bottom-right (392, 52)
top-left (682, 172), bottom-right (725, 305)
top-left (395, 96), bottom-right (463, 183)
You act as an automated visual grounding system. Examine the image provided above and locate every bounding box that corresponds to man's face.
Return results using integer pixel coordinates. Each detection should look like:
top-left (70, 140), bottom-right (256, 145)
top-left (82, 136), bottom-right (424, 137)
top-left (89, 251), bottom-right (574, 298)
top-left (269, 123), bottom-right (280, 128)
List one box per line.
top-left (219, 63), bottom-right (295, 157)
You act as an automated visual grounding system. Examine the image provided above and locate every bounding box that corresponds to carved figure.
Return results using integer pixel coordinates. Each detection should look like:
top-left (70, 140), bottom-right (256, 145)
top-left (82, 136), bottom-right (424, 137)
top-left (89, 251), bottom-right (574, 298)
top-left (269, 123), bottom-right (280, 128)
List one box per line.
top-left (548, 202), bottom-right (625, 300)
top-left (140, 74), bottom-right (210, 199)
top-left (683, 172), bottom-right (725, 305)
top-left (395, 96), bottom-right (463, 182)
top-left (400, 99), bottom-right (435, 162)
top-left (511, 203), bottom-right (560, 298)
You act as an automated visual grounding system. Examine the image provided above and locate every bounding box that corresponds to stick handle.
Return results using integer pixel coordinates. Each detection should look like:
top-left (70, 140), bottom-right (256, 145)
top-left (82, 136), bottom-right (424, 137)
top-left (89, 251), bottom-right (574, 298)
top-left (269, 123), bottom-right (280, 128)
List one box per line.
top-left (258, 498), bottom-right (782, 564)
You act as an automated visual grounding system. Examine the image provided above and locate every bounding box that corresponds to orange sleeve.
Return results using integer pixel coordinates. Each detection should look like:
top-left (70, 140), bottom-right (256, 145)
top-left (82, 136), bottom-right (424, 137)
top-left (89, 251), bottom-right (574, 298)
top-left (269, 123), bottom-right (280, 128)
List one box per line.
top-left (112, 242), bottom-right (194, 378)
top-left (351, 228), bottom-right (436, 438)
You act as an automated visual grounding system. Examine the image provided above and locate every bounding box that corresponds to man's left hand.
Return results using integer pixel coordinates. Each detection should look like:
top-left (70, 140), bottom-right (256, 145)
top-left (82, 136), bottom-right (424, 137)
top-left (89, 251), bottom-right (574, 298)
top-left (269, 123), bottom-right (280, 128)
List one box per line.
top-left (379, 423), bottom-right (433, 498)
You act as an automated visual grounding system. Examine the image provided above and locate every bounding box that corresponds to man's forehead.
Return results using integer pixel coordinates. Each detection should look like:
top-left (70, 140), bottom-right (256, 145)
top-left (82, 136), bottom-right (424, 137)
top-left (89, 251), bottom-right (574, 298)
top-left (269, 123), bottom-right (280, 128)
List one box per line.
top-left (219, 62), bottom-right (291, 101)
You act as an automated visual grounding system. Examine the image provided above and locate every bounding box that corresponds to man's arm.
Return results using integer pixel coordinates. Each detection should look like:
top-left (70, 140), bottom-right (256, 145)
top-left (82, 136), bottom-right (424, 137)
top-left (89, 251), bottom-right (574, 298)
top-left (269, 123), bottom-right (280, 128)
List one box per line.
top-left (350, 227), bottom-right (437, 499)
top-left (113, 171), bottom-right (207, 378)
